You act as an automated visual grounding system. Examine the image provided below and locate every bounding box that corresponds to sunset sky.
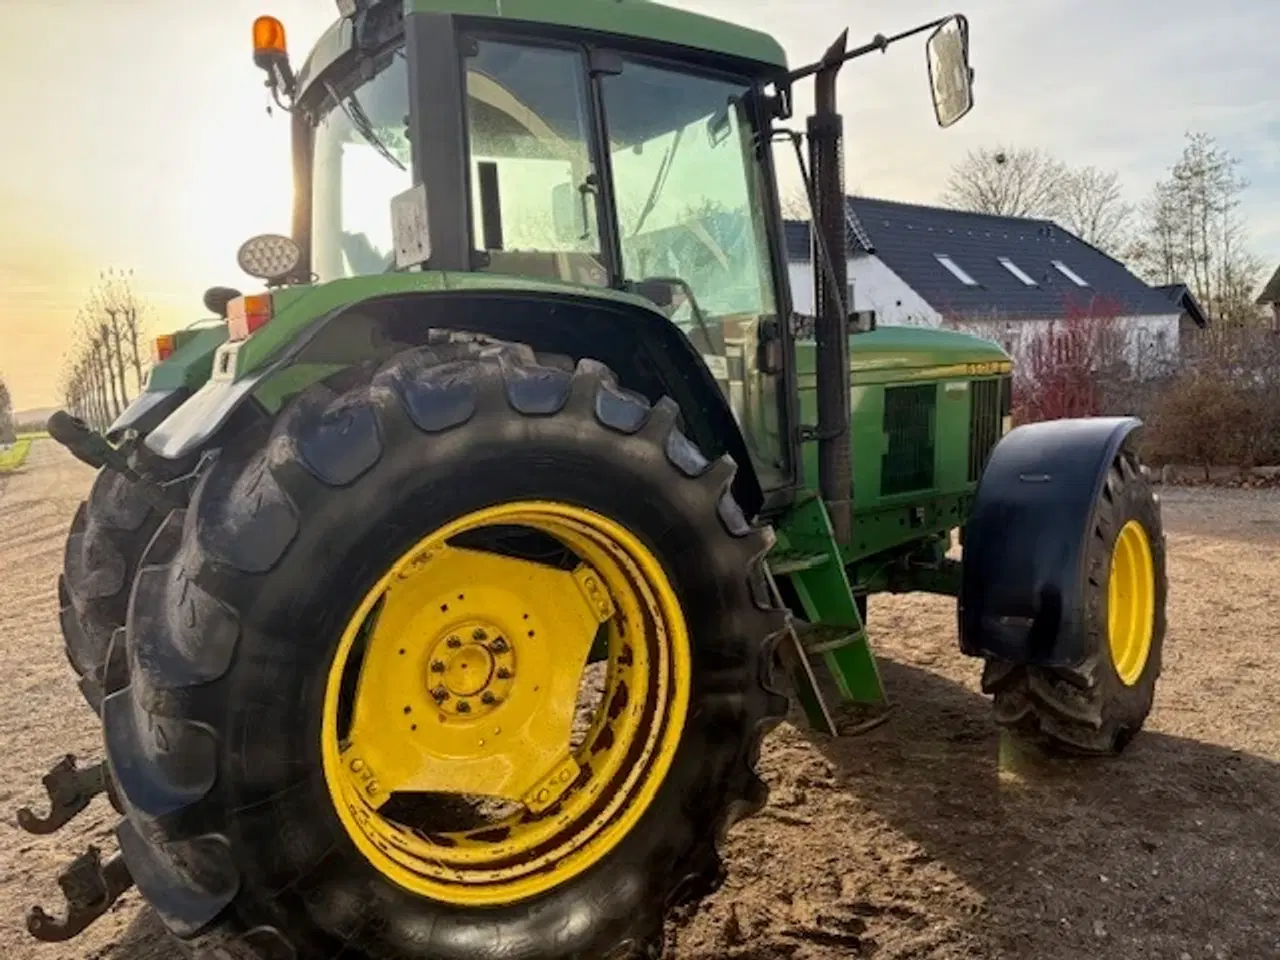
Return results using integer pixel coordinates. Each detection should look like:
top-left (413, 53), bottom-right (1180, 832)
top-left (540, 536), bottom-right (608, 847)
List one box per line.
top-left (3, 0), bottom-right (1277, 410)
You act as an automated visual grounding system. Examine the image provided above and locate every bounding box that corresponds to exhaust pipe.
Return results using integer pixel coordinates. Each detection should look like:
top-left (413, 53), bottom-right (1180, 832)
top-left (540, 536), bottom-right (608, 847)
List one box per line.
top-left (807, 34), bottom-right (853, 544)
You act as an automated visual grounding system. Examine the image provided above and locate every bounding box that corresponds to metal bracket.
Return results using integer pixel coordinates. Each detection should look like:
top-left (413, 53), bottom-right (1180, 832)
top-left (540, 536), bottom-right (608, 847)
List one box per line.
top-left (27, 846), bottom-right (134, 943)
top-left (17, 755), bottom-right (117, 836)
top-left (47, 412), bottom-right (182, 512)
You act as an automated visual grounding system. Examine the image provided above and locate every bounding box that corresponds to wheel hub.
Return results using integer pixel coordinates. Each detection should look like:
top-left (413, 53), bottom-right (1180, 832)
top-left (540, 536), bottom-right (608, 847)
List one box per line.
top-left (427, 621), bottom-right (514, 717)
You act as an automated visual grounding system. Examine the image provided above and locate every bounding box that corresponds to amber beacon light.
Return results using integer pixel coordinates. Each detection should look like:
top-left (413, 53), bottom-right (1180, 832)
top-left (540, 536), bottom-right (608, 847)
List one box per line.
top-left (252, 16), bottom-right (289, 70)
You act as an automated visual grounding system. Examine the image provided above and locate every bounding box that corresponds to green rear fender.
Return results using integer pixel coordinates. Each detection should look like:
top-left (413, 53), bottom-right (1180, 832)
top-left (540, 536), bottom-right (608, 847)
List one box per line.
top-left (140, 274), bottom-right (767, 515)
top-left (105, 325), bottom-right (229, 440)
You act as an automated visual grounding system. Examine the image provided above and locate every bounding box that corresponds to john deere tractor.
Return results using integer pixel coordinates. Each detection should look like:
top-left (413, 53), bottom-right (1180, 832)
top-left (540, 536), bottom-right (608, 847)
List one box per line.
top-left (26, 1), bottom-right (1166, 957)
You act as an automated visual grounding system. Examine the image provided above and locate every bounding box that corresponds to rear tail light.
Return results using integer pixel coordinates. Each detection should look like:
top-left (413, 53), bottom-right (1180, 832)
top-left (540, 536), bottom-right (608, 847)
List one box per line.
top-left (153, 334), bottom-right (177, 364)
top-left (227, 294), bottom-right (273, 340)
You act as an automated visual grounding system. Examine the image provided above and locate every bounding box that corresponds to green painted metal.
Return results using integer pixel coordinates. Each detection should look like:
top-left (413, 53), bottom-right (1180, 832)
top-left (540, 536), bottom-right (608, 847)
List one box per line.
top-left (770, 494), bottom-right (887, 715)
top-left (144, 325), bottom-right (229, 391)
top-left (228, 271), bottom-right (666, 378)
top-left (405, 0), bottom-right (788, 68)
top-left (795, 328), bottom-right (1012, 573)
top-left (253, 363), bottom-right (350, 413)
top-left (795, 326), bottom-right (1010, 387)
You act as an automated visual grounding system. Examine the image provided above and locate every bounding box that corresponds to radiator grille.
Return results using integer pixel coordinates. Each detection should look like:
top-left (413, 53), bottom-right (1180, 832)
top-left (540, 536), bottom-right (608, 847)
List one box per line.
top-left (968, 376), bottom-right (1009, 482)
top-left (881, 384), bottom-right (936, 495)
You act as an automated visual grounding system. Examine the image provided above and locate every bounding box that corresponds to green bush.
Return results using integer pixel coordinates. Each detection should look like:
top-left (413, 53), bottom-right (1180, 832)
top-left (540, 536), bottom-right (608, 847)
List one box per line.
top-left (0, 437), bottom-right (32, 473)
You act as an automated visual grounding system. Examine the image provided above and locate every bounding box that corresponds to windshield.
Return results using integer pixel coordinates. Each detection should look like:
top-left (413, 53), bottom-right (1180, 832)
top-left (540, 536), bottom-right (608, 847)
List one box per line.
top-left (601, 61), bottom-right (785, 482)
top-left (311, 47), bottom-right (413, 282)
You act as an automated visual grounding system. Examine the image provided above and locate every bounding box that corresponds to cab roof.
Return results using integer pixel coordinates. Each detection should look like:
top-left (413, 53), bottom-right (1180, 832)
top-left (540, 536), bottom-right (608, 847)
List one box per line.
top-left (406, 0), bottom-right (787, 68)
top-left (296, 0), bottom-right (787, 110)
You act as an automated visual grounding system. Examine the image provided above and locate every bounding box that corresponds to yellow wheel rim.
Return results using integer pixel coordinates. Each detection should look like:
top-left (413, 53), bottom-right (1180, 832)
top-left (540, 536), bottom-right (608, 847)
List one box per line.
top-left (321, 501), bottom-right (692, 906)
top-left (1107, 519), bottom-right (1155, 686)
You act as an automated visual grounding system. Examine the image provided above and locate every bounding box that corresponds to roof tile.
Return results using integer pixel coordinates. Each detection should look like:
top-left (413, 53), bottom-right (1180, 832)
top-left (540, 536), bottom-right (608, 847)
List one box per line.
top-left (785, 196), bottom-right (1177, 320)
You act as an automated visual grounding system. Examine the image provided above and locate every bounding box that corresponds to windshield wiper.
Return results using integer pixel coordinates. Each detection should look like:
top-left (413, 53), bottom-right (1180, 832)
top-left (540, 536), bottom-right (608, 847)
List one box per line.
top-left (324, 79), bottom-right (406, 172)
top-left (629, 126), bottom-right (684, 238)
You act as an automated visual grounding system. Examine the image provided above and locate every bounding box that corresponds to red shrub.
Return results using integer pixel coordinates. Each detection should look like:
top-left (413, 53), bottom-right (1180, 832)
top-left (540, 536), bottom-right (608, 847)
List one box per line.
top-left (1012, 294), bottom-right (1124, 424)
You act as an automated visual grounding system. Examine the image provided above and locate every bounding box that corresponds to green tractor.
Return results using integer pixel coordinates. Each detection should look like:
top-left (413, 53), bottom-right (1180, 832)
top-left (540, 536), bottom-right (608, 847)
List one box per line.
top-left (27, 1), bottom-right (1166, 956)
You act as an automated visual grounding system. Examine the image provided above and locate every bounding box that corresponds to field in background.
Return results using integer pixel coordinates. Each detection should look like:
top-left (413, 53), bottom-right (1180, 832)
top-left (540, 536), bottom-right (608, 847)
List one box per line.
top-left (2, 439), bottom-right (1278, 960)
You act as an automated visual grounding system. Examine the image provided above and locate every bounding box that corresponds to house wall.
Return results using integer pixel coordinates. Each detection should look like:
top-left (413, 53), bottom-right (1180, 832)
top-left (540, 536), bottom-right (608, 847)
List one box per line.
top-left (788, 254), bottom-right (1180, 379)
top-left (952, 314), bottom-right (1182, 378)
top-left (787, 255), bottom-right (941, 325)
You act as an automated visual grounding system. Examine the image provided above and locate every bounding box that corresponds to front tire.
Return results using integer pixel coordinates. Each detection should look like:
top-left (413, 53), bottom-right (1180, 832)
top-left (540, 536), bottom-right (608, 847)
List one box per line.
top-left (982, 446), bottom-right (1167, 755)
top-left (104, 337), bottom-right (788, 959)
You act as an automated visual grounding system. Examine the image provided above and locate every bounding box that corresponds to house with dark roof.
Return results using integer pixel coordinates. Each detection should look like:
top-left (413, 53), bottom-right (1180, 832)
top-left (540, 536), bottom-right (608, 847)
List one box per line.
top-left (784, 197), bottom-right (1208, 377)
top-left (1256, 263), bottom-right (1280, 332)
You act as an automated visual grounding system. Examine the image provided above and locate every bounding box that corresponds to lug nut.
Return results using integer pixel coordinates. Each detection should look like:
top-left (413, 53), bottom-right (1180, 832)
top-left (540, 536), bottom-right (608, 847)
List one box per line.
top-left (430, 660), bottom-right (445, 673)
top-left (496, 667), bottom-right (512, 680)
top-left (472, 627), bottom-right (487, 640)
top-left (456, 700), bottom-right (472, 714)
top-left (481, 691), bottom-right (497, 705)
top-left (490, 637), bottom-right (509, 653)
top-left (431, 687), bottom-right (449, 703)
top-left (447, 636), bottom-right (462, 649)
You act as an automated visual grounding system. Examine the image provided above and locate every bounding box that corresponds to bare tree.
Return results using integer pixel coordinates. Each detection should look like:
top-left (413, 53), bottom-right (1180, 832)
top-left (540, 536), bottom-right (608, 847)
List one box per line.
top-left (60, 268), bottom-right (156, 431)
top-left (1129, 132), bottom-right (1265, 326)
top-left (88, 269), bottom-right (150, 398)
top-left (939, 147), bottom-right (1134, 258)
top-left (1054, 166), bottom-right (1133, 257)
top-left (939, 145), bottom-right (1067, 218)
top-left (779, 185), bottom-right (813, 220)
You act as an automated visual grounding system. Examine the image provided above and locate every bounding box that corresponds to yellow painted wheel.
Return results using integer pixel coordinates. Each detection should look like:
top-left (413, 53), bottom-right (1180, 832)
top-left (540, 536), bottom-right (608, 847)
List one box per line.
top-left (1107, 519), bottom-right (1155, 686)
top-left (321, 500), bottom-right (692, 906)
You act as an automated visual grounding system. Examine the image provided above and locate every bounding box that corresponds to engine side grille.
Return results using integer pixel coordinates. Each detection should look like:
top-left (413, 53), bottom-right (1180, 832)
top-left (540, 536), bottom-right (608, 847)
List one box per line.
top-left (881, 384), bottom-right (936, 495)
top-left (968, 376), bottom-right (1007, 482)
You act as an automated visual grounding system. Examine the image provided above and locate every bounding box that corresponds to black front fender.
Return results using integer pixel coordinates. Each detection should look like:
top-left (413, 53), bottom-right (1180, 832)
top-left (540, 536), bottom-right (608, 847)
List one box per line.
top-left (958, 416), bottom-right (1146, 666)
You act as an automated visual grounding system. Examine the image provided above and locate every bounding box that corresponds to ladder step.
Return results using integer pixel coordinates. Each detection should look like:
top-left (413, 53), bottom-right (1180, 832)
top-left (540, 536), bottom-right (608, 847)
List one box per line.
top-left (767, 552), bottom-right (831, 575)
top-left (794, 622), bottom-right (862, 655)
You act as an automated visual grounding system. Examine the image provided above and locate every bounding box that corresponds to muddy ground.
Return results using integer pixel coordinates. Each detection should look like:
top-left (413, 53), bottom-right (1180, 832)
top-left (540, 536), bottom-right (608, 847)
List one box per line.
top-left (2, 440), bottom-right (1278, 960)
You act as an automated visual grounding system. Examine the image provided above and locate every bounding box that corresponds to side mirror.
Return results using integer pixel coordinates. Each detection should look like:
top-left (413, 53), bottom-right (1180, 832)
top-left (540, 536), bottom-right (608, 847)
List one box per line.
top-left (552, 182), bottom-right (587, 244)
top-left (926, 15), bottom-right (974, 128)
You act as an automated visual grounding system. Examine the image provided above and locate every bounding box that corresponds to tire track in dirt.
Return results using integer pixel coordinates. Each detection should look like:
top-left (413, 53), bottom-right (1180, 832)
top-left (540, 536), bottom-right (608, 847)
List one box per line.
top-left (2, 443), bottom-right (1278, 960)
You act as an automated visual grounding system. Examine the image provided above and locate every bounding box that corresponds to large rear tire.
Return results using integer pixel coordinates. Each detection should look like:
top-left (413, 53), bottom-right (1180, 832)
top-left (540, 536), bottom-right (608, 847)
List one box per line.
top-left (104, 337), bottom-right (788, 959)
top-left (982, 446), bottom-right (1167, 755)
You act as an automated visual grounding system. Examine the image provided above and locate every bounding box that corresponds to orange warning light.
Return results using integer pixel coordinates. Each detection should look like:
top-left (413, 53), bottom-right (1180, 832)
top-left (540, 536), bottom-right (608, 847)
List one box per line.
top-left (253, 16), bottom-right (288, 68)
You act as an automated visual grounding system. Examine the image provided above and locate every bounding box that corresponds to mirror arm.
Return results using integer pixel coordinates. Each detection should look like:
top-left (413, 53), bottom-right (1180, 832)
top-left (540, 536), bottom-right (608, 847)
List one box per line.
top-left (787, 16), bottom-right (951, 82)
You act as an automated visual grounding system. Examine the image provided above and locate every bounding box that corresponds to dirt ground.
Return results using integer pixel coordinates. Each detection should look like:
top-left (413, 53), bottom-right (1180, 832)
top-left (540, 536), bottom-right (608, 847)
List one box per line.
top-left (2, 440), bottom-right (1278, 960)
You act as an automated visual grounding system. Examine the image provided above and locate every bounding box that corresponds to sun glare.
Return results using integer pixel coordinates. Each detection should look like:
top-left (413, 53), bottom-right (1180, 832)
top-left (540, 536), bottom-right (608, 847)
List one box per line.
top-left (179, 108), bottom-right (295, 290)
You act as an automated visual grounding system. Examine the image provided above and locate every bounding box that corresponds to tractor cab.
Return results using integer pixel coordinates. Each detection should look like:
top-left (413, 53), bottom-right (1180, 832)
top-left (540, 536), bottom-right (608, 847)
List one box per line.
top-left (245, 0), bottom-right (976, 498)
